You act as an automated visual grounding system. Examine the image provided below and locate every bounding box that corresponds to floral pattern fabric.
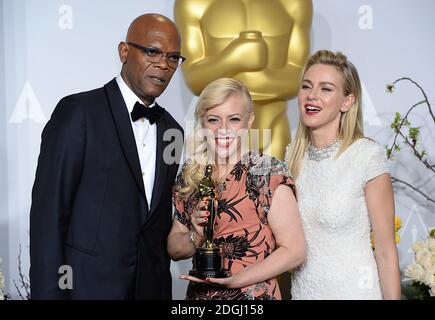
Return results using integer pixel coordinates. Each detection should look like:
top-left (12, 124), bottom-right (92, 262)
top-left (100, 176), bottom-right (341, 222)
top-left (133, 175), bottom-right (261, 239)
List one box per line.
top-left (173, 151), bottom-right (296, 300)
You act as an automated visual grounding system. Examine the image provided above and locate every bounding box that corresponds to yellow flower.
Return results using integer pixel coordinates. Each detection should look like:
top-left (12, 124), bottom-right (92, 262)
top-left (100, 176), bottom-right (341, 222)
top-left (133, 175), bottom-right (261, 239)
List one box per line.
top-left (395, 233), bottom-right (400, 244)
top-left (395, 216), bottom-right (402, 231)
top-left (394, 215), bottom-right (402, 244)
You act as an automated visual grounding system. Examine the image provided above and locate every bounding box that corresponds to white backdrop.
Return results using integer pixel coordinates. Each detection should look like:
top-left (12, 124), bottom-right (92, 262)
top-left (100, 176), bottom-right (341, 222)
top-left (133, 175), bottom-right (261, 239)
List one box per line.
top-left (0, 0), bottom-right (434, 299)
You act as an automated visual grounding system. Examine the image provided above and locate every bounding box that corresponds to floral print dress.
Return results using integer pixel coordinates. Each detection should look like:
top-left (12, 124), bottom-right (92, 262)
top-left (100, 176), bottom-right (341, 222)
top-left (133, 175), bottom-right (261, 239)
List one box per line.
top-left (173, 151), bottom-right (296, 300)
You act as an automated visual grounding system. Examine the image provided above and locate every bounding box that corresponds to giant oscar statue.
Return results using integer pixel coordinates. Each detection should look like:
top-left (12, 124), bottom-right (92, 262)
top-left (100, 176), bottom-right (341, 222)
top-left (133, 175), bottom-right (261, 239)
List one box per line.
top-left (174, 0), bottom-right (313, 159)
top-left (189, 165), bottom-right (229, 279)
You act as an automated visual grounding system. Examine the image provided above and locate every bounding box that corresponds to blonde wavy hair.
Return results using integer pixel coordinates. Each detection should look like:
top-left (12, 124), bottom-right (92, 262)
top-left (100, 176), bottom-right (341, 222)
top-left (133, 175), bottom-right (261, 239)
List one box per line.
top-left (176, 78), bottom-right (253, 199)
top-left (287, 50), bottom-right (364, 178)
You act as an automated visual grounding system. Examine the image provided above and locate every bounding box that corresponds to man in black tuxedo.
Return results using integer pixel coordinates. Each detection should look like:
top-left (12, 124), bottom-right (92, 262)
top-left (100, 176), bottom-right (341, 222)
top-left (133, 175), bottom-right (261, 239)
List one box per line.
top-left (30, 13), bottom-right (184, 299)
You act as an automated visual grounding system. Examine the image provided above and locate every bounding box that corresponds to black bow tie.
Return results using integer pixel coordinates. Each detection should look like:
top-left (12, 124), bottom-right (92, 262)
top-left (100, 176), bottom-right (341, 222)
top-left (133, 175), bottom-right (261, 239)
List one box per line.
top-left (131, 101), bottom-right (164, 124)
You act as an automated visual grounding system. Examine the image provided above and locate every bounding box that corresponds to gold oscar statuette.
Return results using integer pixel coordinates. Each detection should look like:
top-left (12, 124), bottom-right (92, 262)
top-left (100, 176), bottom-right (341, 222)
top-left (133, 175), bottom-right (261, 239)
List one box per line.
top-left (189, 165), bottom-right (230, 279)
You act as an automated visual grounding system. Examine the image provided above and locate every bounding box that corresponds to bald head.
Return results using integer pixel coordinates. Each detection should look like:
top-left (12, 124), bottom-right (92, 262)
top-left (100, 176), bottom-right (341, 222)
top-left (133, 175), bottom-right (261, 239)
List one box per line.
top-left (126, 13), bottom-right (181, 47)
top-left (118, 13), bottom-right (182, 106)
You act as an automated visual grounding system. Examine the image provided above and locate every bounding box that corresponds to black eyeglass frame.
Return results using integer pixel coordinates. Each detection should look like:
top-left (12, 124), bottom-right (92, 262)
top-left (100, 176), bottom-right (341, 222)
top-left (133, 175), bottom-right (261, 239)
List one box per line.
top-left (126, 42), bottom-right (186, 68)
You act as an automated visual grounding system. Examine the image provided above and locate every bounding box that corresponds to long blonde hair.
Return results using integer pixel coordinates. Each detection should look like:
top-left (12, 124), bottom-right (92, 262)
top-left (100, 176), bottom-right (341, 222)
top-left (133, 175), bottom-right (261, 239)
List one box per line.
top-left (288, 50), bottom-right (364, 178)
top-left (176, 78), bottom-right (253, 199)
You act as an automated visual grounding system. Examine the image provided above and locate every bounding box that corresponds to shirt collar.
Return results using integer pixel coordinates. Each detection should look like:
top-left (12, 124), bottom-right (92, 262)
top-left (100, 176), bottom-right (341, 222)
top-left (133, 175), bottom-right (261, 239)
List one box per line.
top-left (116, 74), bottom-right (155, 114)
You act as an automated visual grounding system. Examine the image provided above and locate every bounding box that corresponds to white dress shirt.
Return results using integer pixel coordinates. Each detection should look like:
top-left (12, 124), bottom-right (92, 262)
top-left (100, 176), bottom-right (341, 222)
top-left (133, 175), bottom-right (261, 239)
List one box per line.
top-left (116, 75), bottom-right (156, 208)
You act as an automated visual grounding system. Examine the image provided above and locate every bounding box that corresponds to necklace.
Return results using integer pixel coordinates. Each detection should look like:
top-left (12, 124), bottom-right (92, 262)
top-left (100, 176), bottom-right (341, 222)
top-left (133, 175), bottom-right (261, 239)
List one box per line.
top-left (307, 140), bottom-right (340, 161)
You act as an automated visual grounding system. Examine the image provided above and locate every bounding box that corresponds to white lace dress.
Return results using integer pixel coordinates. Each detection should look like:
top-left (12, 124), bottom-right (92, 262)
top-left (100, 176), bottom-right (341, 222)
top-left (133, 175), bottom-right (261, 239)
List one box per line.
top-left (285, 138), bottom-right (389, 300)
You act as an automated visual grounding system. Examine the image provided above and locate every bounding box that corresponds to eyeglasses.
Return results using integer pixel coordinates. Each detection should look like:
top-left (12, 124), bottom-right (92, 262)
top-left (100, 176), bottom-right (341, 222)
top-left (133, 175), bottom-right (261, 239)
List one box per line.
top-left (126, 42), bottom-right (186, 68)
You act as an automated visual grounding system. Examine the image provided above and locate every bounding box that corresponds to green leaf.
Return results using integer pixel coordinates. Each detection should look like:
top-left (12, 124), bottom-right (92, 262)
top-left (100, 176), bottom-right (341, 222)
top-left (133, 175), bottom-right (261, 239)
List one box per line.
top-left (408, 127), bottom-right (420, 140)
top-left (386, 148), bottom-right (392, 158)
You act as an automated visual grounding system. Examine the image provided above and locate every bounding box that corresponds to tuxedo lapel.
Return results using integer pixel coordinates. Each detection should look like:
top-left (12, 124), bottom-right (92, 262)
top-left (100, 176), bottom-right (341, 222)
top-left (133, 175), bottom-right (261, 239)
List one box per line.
top-left (149, 105), bottom-right (167, 215)
top-left (104, 79), bottom-right (147, 204)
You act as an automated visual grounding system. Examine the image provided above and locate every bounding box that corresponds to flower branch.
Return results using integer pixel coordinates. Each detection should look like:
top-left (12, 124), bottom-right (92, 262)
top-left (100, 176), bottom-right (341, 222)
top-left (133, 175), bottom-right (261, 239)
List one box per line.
top-left (385, 77), bottom-right (435, 205)
top-left (391, 177), bottom-right (435, 204)
top-left (390, 77), bottom-right (434, 123)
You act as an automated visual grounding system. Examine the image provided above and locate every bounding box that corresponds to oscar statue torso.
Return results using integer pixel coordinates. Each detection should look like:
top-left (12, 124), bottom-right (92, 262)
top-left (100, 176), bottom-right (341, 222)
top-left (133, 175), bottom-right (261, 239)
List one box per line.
top-left (198, 165), bottom-right (216, 248)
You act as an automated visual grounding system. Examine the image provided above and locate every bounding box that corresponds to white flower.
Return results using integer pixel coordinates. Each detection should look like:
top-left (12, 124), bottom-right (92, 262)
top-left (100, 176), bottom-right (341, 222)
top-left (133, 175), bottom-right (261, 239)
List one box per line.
top-left (431, 263), bottom-right (435, 279)
top-left (416, 248), bottom-right (431, 268)
top-left (429, 256), bottom-right (435, 273)
top-left (405, 229), bottom-right (435, 297)
top-left (429, 238), bottom-right (435, 252)
top-left (413, 240), bottom-right (424, 252)
top-left (405, 263), bottom-right (425, 282)
top-left (423, 270), bottom-right (434, 288)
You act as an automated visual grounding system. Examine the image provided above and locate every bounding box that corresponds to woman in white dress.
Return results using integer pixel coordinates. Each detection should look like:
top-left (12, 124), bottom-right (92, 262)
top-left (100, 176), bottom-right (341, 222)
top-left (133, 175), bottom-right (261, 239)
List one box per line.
top-left (286, 50), bottom-right (401, 299)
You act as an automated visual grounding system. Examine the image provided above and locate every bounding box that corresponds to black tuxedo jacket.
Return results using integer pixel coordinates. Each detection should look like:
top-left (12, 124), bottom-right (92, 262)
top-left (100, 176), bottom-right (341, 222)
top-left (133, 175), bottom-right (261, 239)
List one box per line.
top-left (30, 78), bottom-right (183, 299)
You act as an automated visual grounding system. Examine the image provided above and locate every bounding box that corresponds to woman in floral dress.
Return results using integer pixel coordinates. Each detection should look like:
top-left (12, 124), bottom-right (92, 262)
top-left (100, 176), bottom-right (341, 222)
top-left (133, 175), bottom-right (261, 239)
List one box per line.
top-left (167, 78), bottom-right (306, 300)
